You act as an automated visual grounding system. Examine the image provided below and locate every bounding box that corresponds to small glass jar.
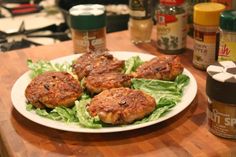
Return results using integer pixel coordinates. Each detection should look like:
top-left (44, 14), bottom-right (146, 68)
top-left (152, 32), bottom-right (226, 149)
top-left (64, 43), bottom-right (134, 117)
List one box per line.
top-left (128, 0), bottom-right (153, 44)
top-left (69, 4), bottom-right (106, 54)
top-left (128, 18), bottom-right (153, 44)
top-left (156, 0), bottom-right (187, 54)
top-left (193, 2), bottom-right (225, 70)
top-left (206, 61), bottom-right (236, 139)
top-left (218, 10), bottom-right (236, 61)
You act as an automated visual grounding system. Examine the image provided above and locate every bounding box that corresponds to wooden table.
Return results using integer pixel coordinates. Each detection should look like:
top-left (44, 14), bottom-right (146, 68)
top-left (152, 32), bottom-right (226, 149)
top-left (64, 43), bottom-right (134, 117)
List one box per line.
top-left (0, 30), bottom-right (236, 157)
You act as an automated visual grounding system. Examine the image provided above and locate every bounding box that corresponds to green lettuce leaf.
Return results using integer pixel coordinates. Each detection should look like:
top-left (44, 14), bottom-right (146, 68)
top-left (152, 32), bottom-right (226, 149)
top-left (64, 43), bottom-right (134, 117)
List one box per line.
top-left (132, 74), bottom-right (190, 124)
top-left (27, 59), bottom-right (74, 79)
top-left (124, 56), bottom-right (144, 74)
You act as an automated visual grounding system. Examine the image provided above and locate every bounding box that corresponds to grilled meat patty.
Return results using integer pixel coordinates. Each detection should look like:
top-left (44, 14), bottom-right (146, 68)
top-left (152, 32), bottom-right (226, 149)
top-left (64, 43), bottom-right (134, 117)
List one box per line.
top-left (84, 72), bottom-right (132, 94)
top-left (88, 88), bottom-right (156, 125)
top-left (72, 52), bottom-right (124, 80)
top-left (133, 55), bottom-right (183, 81)
top-left (25, 71), bottom-right (83, 108)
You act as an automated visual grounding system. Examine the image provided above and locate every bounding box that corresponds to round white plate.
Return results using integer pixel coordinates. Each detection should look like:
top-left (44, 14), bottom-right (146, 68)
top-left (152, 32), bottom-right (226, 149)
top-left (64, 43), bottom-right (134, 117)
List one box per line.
top-left (11, 51), bottom-right (197, 133)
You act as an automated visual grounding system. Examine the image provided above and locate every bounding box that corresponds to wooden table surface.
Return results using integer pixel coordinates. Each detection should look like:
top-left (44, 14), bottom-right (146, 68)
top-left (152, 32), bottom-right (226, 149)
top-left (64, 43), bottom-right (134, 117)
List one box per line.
top-left (0, 30), bottom-right (236, 157)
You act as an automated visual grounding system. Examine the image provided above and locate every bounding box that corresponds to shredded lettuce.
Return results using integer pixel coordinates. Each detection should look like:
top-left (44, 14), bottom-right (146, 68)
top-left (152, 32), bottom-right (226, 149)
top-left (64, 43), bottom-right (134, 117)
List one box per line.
top-left (26, 103), bottom-right (79, 123)
top-left (75, 94), bottom-right (102, 128)
top-left (27, 59), bottom-right (74, 79)
top-left (124, 56), bottom-right (144, 74)
top-left (132, 74), bottom-right (190, 124)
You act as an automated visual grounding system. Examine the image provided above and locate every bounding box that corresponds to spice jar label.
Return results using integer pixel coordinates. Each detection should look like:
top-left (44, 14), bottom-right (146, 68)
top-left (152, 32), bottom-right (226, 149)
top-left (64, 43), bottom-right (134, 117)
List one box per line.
top-left (193, 30), bottom-right (217, 69)
top-left (218, 33), bottom-right (236, 61)
top-left (72, 30), bottom-right (106, 53)
top-left (156, 13), bottom-right (187, 51)
top-left (208, 99), bottom-right (236, 139)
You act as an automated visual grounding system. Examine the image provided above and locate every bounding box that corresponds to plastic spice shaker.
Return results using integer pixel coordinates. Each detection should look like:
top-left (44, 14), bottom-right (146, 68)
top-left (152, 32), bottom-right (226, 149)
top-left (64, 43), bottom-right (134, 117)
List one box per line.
top-left (218, 10), bottom-right (236, 61)
top-left (156, 0), bottom-right (188, 54)
top-left (69, 4), bottom-right (106, 53)
top-left (193, 2), bottom-right (225, 70)
top-left (206, 61), bottom-right (236, 139)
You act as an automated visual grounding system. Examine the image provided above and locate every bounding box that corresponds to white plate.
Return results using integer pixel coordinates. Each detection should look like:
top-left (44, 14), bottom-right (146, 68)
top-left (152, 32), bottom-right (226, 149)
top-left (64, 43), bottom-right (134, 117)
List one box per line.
top-left (11, 51), bottom-right (197, 133)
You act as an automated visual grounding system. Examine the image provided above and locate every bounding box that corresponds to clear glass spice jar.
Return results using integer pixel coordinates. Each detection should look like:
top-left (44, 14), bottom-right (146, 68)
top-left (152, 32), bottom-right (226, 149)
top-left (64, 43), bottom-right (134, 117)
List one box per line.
top-left (69, 4), bottom-right (106, 54)
top-left (128, 0), bottom-right (153, 44)
top-left (218, 10), bottom-right (236, 61)
top-left (156, 0), bottom-right (188, 54)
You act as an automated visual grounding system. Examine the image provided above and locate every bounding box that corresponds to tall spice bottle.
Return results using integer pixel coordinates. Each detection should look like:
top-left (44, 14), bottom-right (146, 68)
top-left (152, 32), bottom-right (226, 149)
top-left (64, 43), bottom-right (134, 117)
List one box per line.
top-left (156, 0), bottom-right (188, 54)
top-left (193, 2), bottom-right (225, 70)
top-left (128, 0), bottom-right (154, 44)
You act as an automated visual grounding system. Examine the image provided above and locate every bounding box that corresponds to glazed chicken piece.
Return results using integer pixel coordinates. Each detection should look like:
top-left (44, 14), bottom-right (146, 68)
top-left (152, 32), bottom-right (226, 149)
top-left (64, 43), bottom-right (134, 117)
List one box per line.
top-left (72, 52), bottom-right (124, 80)
top-left (84, 72), bottom-right (132, 94)
top-left (133, 55), bottom-right (183, 81)
top-left (25, 71), bottom-right (83, 108)
top-left (88, 87), bottom-right (156, 125)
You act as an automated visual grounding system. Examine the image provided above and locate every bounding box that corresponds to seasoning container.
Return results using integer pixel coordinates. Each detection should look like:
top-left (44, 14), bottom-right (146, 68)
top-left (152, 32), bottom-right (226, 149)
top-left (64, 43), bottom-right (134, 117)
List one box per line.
top-left (211, 0), bottom-right (236, 10)
top-left (156, 0), bottom-right (187, 54)
top-left (218, 10), bottom-right (236, 61)
top-left (206, 61), bottom-right (236, 139)
top-left (128, 0), bottom-right (153, 44)
top-left (193, 3), bottom-right (225, 70)
top-left (69, 4), bottom-right (106, 53)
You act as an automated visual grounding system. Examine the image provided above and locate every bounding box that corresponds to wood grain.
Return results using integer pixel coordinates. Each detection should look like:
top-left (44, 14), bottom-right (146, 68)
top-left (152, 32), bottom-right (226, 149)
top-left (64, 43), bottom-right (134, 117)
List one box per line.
top-left (0, 30), bottom-right (236, 157)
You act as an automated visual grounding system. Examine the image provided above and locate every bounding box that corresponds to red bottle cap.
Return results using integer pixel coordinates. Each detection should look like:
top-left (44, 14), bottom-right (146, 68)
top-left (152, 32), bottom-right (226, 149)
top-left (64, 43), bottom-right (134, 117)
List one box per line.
top-left (160, 0), bottom-right (184, 6)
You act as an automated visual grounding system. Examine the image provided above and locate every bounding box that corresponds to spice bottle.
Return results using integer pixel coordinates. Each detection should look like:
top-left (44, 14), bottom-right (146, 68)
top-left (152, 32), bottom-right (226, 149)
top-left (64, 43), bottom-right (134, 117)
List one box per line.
top-left (206, 61), bottom-right (236, 139)
top-left (128, 0), bottom-right (153, 44)
top-left (156, 0), bottom-right (187, 54)
top-left (218, 10), bottom-right (236, 61)
top-left (193, 2), bottom-right (225, 70)
top-left (211, 0), bottom-right (236, 10)
top-left (69, 4), bottom-right (106, 53)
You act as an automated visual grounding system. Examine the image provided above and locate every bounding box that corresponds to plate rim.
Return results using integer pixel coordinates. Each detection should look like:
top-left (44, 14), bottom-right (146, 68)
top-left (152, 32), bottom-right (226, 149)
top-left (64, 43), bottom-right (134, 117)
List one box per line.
top-left (11, 51), bottom-right (197, 133)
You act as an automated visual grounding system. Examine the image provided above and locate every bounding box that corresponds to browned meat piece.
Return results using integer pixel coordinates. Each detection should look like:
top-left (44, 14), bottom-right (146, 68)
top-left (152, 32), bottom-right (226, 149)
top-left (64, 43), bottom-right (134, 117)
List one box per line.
top-left (84, 72), bottom-right (132, 94)
top-left (72, 52), bottom-right (124, 80)
top-left (88, 88), bottom-right (156, 125)
top-left (25, 71), bottom-right (83, 108)
top-left (133, 55), bottom-right (183, 81)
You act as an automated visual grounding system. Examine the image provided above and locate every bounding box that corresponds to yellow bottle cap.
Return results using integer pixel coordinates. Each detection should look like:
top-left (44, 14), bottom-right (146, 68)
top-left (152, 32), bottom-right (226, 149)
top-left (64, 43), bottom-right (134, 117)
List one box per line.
top-left (194, 2), bottom-right (225, 26)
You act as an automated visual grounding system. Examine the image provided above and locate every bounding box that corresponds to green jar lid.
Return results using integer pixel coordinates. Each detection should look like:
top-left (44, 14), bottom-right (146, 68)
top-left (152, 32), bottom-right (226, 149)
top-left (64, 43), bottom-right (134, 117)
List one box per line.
top-left (69, 4), bottom-right (106, 30)
top-left (220, 10), bottom-right (236, 32)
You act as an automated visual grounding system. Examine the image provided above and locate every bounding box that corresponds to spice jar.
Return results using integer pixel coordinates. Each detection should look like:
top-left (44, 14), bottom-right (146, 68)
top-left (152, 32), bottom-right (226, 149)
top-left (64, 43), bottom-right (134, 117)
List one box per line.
top-left (218, 10), bottom-right (236, 61)
top-left (211, 0), bottom-right (236, 10)
top-left (193, 3), bottom-right (225, 70)
top-left (128, 0), bottom-right (153, 44)
top-left (206, 61), bottom-right (236, 139)
top-left (156, 0), bottom-right (187, 54)
top-left (69, 4), bottom-right (106, 53)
